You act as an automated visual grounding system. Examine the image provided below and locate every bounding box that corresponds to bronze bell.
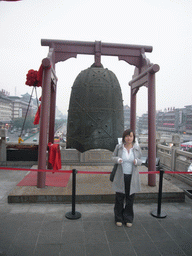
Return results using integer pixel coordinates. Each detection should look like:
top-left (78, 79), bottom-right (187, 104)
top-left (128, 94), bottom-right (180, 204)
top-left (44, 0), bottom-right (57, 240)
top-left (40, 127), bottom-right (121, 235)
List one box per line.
top-left (66, 64), bottom-right (124, 153)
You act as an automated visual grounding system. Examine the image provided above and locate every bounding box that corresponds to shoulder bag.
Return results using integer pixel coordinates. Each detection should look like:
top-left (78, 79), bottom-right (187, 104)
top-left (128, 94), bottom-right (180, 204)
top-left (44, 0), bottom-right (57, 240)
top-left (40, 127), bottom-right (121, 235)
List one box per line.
top-left (109, 163), bottom-right (118, 182)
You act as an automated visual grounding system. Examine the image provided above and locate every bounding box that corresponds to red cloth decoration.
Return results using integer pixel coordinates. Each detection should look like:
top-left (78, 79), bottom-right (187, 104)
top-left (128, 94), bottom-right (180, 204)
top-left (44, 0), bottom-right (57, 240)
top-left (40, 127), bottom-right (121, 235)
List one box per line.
top-left (48, 143), bottom-right (61, 171)
top-left (36, 64), bottom-right (43, 87)
top-left (25, 64), bottom-right (44, 87)
top-left (25, 69), bottom-right (38, 86)
top-left (33, 104), bottom-right (41, 125)
top-left (2, 1), bottom-right (21, 2)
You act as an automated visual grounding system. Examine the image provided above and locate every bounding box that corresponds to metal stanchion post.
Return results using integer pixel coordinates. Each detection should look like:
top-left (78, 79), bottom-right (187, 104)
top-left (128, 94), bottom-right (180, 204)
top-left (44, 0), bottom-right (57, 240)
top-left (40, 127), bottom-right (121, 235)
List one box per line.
top-left (65, 169), bottom-right (81, 220)
top-left (151, 167), bottom-right (167, 218)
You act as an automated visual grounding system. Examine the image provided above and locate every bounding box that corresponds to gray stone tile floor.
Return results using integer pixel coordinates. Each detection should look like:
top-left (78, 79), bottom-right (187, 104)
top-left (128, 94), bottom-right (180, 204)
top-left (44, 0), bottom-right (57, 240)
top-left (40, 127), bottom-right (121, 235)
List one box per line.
top-left (0, 169), bottom-right (192, 256)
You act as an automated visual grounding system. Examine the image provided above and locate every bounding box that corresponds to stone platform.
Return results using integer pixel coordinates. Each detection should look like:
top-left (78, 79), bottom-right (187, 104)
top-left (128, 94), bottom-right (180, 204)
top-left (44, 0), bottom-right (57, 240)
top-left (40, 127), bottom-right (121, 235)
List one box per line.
top-left (8, 165), bottom-right (185, 204)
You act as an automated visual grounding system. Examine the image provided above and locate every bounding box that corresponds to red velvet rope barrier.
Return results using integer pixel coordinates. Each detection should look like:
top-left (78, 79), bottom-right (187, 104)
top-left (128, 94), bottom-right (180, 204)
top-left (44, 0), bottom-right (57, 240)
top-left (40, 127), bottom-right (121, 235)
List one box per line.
top-left (0, 167), bottom-right (72, 173)
top-left (0, 167), bottom-right (191, 175)
top-left (77, 170), bottom-right (112, 174)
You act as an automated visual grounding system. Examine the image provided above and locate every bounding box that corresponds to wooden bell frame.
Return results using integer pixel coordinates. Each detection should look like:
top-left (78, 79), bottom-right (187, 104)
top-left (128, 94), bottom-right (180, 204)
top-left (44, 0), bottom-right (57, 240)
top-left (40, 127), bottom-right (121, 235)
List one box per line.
top-left (37, 39), bottom-right (160, 188)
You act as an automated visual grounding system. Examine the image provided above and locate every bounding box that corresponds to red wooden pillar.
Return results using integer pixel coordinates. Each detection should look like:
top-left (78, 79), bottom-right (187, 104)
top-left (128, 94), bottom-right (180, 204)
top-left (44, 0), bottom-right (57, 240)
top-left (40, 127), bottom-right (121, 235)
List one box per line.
top-left (148, 71), bottom-right (156, 186)
top-left (37, 58), bottom-right (51, 188)
top-left (130, 89), bottom-right (137, 132)
top-left (47, 82), bottom-right (57, 170)
top-left (48, 84), bottom-right (57, 144)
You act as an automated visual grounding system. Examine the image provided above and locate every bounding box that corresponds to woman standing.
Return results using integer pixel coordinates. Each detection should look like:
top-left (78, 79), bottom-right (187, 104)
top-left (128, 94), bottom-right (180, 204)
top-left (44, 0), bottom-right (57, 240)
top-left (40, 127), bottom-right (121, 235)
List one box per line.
top-left (112, 129), bottom-right (142, 227)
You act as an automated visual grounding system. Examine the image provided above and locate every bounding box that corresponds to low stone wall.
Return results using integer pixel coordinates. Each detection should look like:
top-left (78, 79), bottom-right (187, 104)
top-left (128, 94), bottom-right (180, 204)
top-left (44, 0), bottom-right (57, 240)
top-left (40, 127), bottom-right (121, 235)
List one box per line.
top-left (157, 144), bottom-right (172, 169)
top-left (157, 144), bottom-right (192, 186)
top-left (0, 148), bottom-right (114, 166)
top-left (60, 148), bottom-right (113, 166)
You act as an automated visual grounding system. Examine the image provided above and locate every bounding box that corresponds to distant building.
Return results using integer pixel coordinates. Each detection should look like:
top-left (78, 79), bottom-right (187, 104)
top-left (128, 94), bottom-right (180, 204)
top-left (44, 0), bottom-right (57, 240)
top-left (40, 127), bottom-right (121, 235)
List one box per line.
top-left (124, 105), bottom-right (130, 129)
top-left (138, 105), bottom-right (192, 135)
top-left (0, 91), bottom-right (39, 127)
top-left (138, 113), bottom-right (148, 134)
top-left (9, 95), bottom-right (34, 119)
top-left (21, 92), bottom-right (39, 116)
top-left (156, 109), bottom-right (177, 133)
top-left (185, 105), bottom-right (192, 134)
top-left (0, 91), bottom-right (12, 126)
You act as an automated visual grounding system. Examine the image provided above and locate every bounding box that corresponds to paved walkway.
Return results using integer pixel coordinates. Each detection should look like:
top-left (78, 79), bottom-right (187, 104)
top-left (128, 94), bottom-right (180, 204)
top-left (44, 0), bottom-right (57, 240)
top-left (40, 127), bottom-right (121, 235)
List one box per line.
top-left (0, 168), bottom-right (192, 256)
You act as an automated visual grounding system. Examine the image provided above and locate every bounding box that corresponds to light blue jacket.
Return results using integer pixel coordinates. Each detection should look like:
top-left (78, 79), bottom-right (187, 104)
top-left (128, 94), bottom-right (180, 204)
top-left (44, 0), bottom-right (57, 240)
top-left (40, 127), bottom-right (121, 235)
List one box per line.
top-left (111, 142), bottom-right (142, 195)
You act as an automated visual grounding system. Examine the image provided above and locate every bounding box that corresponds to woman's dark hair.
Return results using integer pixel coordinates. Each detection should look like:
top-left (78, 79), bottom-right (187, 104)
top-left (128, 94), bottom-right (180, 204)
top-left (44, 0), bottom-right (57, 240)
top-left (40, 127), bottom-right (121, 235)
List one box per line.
top-left (122, 129), bottom-right (135, 143)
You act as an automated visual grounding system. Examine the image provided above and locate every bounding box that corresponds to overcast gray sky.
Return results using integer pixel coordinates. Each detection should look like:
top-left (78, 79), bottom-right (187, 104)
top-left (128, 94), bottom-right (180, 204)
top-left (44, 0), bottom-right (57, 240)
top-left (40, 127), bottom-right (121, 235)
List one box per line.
top-left (0, 0), bottom-right (191, 116)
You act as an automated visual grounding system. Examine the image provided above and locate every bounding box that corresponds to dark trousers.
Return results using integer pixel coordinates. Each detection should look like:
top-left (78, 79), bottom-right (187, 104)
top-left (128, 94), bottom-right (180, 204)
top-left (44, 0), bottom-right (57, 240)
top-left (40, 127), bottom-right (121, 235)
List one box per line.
top-left (114, 174), bottom-right (135, 223)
